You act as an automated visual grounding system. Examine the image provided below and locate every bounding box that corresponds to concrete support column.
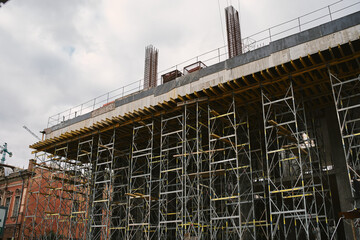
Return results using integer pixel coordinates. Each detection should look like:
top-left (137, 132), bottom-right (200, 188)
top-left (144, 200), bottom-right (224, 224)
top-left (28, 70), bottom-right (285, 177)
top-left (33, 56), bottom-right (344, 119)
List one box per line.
top-left (322, 106), bottom-right (355, 240)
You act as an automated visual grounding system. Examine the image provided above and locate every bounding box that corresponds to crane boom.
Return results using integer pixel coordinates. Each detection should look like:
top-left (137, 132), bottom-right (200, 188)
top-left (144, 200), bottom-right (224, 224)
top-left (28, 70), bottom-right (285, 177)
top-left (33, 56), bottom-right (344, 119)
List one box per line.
top-left (23, 126), bottom-right (41, 141)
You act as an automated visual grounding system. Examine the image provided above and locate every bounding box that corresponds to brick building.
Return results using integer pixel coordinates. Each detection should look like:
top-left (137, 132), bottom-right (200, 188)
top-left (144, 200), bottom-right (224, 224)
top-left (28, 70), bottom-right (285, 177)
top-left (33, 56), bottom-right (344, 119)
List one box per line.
top-left (0, 162), bottom-right (32, 240)
top-left (0, 159), bottom-right (81, 240)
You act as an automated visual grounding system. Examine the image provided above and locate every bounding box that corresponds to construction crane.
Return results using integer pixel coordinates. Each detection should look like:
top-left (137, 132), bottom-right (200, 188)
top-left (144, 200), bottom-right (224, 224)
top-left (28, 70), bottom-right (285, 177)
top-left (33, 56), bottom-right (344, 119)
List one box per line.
top-left (0, 142), bottom-right (12, 163)
top-left (23, 126), bottom-right (41, 141)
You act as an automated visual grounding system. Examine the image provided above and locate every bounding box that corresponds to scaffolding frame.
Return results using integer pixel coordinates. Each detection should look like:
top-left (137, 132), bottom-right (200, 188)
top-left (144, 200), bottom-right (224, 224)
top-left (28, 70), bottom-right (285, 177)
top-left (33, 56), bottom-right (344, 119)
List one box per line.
top-left (127, 121), bottom-right (157, 239)
top-left (52, 145), bottom-right (71, 239)
top-left (330, 73), bottom-right (360, 200)
top-left (251, 115), bottom-right (270, 240)
top-left (208, 95), bottom-right (256, 239)
top-left (69, 138), bottom-right (92, 239)
top-left (182, 102), bottom-right (209, 239)
top-left (262, 81), bottom-right (334, 239)
top-left (89, 130), bottom-right (115, 239)
top-left (330, 73), bottom-right (360, 234)
top-left (307, 110), bottom-right (336, 239)
top-left (110, 149), bottom-right (130, 239)
top-left (159, 112), bottom-right (185, 239)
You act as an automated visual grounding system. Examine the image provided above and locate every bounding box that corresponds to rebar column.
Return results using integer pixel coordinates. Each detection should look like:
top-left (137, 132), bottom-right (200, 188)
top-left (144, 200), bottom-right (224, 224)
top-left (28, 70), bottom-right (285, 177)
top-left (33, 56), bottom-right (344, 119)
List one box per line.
top-left (144, 45), bottom-right (158, 89)
top-left (225, 5), bottom-right (242, 58)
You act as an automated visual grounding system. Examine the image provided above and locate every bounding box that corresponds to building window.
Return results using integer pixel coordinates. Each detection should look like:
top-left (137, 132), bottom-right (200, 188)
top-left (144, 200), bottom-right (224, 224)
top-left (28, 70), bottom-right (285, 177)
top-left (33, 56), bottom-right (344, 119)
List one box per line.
top-left (12, 196), bottom-right (20, 217)
top-left (5, 197), bottom-right (11, 209)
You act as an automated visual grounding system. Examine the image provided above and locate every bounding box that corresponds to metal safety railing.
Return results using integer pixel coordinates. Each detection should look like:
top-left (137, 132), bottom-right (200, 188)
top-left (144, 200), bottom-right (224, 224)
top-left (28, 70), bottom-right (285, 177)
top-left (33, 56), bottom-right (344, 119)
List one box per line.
top-left (47, 0), bottom-right (360, 127)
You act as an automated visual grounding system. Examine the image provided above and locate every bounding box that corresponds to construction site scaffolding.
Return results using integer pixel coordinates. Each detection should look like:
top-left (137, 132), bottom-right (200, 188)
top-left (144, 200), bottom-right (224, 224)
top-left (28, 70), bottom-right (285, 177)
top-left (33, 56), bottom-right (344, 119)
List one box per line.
top-left (21, 81), bottom-right (341, 240)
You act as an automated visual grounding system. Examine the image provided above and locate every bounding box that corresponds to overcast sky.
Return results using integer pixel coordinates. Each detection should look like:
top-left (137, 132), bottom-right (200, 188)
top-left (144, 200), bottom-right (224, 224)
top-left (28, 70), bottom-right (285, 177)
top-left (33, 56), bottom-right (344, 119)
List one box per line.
top-left (0, 0), bottom-right (359, 168)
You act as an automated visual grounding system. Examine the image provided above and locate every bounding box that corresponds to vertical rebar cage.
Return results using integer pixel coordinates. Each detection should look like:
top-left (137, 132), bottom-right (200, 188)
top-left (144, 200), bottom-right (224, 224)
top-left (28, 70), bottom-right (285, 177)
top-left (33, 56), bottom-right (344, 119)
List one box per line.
top-left (144, 45), bottom-right (159, 89)
top-left (225, 6), bottom-right (242, 58)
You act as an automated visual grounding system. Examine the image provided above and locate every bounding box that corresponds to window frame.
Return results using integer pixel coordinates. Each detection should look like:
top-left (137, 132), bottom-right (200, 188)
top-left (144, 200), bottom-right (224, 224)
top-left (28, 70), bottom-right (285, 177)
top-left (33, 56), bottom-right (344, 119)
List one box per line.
top-left (12, 195), bottom-right (20, 217)
top-left (5, 197), bottom-right (11, 210)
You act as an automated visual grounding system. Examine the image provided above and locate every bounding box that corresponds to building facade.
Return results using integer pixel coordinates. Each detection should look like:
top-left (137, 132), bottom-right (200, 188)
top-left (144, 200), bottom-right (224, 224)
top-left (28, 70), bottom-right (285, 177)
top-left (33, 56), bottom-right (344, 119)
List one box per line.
top-left (0, 162), bottom-right (32, 240)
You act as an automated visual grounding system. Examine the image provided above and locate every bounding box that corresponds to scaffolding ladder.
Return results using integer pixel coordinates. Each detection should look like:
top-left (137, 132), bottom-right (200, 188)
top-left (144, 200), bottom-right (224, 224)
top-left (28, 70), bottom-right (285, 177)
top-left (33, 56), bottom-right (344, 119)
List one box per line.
top-left (330, 73), bottom-right (360, 236)
top-left (89, 130), bottom-right (115, 239)
top-left (110, 150), bottom-right (130, 239)
top-left (159, 113), bottom-right (185, 239)
top-left (262, 82), bottom-right (311, 239)
top-left (182, 102), bottom-right (209, 239)
top-left (127, 121), bottom-right (156, 239)
top-left (69, 138), bottom-right (93, 240)
top-left (208, 94), bottom-right (255, 239)
top-left (331, 73), bottom-right (360, 204)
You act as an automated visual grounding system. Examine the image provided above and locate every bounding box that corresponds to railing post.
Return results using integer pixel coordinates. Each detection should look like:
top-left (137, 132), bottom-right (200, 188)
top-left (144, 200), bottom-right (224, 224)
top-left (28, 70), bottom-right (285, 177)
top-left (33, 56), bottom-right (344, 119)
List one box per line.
top-left (218, 48), bottom-right (220, 62)
top-left (298, 17), bottom-right (301, 32)
top-left (122, 86), bottom-right (124, 97)
top-left (80, 104), bottom-right (83, 115)
top-left (328, 6), bottom-right (332, 21)
top-left (269, 28), bottom-right (272, 42)
top-left (107, 92), bottom-right (109, 103)
top-left (93, 98), bottom-right (96, 110)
